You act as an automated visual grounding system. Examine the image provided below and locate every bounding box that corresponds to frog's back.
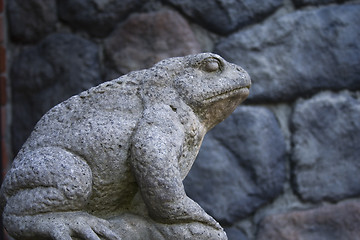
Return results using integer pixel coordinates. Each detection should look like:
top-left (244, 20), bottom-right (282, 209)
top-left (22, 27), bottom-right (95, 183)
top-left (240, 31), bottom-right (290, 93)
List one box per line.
top-left (12, 75), bottom-right (144, 213)
top-left (21, 75), bottom-right (143, 154)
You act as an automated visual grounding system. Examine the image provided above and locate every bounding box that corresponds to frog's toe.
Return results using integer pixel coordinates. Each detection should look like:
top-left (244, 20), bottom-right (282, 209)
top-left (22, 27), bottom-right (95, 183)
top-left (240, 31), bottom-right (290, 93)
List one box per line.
top-left (70, 214), bottom-right (121, 240)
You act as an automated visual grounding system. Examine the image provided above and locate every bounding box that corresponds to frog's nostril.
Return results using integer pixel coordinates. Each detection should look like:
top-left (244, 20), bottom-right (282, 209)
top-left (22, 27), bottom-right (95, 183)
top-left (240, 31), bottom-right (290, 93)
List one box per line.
top-left (236, 67), bottom-right (245, 73)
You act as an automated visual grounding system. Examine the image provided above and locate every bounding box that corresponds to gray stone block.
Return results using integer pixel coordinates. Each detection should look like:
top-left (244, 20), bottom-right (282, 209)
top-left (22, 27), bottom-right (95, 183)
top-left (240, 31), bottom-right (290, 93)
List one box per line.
top-left (104, 10), bottom-right (200, 76)
top-left (184, 106), bottom-right (286, 224)
top-left (11, 33), bottom-right (101, 154)
top-left (257, 200), bottom-right (360, 240)
top-left (225, 227), bottom-right (248, 240)
top-left (7, 0), bottom-right (57, 43)
top-left (58, 0), bottom-right (144, 37)
top-left (291, 91), bottom-right (360, 202)
top-left (164, 0), bottom-right (282, 35)
top-left (215, 4), bottom-right (360, 102)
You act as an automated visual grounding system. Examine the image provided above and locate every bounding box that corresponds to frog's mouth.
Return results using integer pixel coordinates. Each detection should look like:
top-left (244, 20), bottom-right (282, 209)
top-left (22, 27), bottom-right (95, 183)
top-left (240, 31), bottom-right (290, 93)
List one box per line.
top-left (204, 85), bottom-right (250, 104)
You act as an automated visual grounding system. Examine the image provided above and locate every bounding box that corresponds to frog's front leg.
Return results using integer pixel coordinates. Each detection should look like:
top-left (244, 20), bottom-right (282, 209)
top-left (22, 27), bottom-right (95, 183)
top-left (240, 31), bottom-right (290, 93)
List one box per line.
top-left (130, 105), bottom-right (221, 230)
top-left (1, 147), bottom-right (120, 240)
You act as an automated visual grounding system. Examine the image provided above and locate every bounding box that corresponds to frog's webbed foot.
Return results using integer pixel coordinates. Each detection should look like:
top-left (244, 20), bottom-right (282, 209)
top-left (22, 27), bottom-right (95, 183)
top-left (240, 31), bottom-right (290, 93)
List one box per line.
top-left (152, 196), bottom-right (223, 231)
top-left (107, 213), bottom-right (227, 240)
top-left (4, 212), bottom-right (121, 240)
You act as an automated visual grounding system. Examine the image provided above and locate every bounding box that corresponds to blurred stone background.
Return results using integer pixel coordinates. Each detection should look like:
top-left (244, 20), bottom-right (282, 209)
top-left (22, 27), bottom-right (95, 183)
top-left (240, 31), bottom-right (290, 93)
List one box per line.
top-left (1, 0), bottom-right (360, 239)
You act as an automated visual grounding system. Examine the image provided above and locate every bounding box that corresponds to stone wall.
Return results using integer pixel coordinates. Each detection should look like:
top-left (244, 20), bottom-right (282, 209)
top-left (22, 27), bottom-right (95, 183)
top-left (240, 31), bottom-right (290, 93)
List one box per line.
top-left (0, 0), bottom-right (9, 238)
top-left (5, 0), bottom-right (360, 239)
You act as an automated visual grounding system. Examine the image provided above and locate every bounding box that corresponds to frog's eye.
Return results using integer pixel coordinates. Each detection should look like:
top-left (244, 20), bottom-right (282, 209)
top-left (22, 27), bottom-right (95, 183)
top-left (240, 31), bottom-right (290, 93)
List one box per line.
top-left (201, 58), bottom-right (222, 73)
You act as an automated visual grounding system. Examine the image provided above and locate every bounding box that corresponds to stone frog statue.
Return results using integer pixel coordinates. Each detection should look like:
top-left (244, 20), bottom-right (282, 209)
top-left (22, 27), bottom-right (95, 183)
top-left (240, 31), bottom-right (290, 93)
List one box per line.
top-left (0, 53), bottom-right (251, 240)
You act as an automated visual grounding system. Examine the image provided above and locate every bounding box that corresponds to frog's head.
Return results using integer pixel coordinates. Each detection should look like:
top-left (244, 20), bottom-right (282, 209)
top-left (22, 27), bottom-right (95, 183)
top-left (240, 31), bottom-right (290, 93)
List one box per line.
top-left (168, 53), bottom-right (251, 130)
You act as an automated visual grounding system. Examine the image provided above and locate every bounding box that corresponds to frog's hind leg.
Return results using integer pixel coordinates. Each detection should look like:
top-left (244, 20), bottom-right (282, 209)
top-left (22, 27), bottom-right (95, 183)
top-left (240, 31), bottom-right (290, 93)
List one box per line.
top-left (1, 146), bottom-right (95, 239)
top-left (2, 147), bottom-right (92, 215)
